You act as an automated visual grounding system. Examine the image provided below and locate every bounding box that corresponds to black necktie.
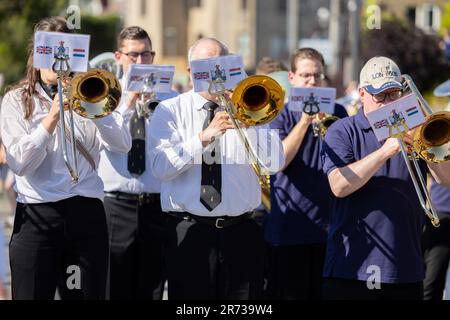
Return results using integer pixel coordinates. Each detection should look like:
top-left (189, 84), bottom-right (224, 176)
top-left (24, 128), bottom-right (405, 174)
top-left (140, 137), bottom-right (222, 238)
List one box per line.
top-left (128, 110), bottom-right (146, 176)
top-left (200, 101), bottom-right (222, 211)
top-left (39, 79), bottom-right (58, 99)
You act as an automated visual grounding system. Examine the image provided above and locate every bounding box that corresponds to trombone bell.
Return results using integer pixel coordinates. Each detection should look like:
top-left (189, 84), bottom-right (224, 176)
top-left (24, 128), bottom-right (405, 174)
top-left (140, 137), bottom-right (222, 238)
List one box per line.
top-left (231, 75), bottom-right (285, 126)
top-left (313, 115), bottom-right (340, 138)
top-left (69, 68), bottom-right (121, 119)
top-left (412, 112), bottom-right (450, 163)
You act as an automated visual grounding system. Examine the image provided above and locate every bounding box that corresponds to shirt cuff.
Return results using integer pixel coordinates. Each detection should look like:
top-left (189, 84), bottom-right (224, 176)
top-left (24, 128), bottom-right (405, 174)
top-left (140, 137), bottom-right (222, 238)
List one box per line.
top-left (30, 123), bottom-right (52, 147)
top-left (91, 112), bottom-right (119, 128)
top-left (324, 164), bottom-right (338, 176)
top-left (182, 134), bottom-right (204, 161)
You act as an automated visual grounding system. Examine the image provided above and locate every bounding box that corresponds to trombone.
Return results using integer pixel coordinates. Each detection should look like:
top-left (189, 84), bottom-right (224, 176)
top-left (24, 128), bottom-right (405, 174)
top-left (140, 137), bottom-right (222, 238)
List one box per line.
top-left (52, 54), bottom-right (121, 182)
top-left (394, 74), bottom-right (450, 227)
top-left (312, 114), bottom-right (340, 138)
top-left (302, 91), bottom-right (340, 138)
top-left (208, 75), bottom-right (285, 212)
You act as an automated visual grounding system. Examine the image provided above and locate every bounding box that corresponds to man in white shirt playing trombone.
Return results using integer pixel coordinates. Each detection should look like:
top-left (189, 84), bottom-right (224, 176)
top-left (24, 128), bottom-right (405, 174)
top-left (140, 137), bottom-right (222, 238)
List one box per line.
top-left (148, 37), bottom-right (285, 300)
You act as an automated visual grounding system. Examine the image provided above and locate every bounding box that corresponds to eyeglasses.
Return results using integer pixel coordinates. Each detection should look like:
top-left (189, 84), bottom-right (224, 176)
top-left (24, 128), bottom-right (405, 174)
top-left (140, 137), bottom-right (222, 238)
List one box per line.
top-left (297, 73), bottom-right (326, 81)
top-left (120, 50), bottom-right (155, 61)
top-left (368, 89), bottom-right (403, 103)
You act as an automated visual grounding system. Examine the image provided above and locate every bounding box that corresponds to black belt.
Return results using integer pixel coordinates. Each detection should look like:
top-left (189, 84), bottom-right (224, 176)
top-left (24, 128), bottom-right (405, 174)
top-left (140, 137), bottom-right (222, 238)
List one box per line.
top-left (104, 191), bottom-right (160, 205)
top-left (168, 212), bottom-right (253, 229)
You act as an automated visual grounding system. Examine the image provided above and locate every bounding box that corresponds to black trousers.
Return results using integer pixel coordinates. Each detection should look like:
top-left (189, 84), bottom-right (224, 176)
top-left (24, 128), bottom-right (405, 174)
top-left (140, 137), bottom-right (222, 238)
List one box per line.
top-left (422, 213), bottom-right (450, 300)
top-left (164, 214), bottom-right (265, 300)
top-left (322, 278), bottom-right (423, 300)
top-left (104, 195), bottom-right (166, 300)
top-left (9, 196), bottom-right (108, 300)
top-left (265, 243), bottom-right (326, 299)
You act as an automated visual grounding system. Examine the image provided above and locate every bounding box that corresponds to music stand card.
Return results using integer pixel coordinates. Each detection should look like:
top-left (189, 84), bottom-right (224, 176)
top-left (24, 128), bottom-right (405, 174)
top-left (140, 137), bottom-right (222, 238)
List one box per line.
top-left (190, 54), bottom-right (246, 92)
top-left (366, 94), bottom-right (426, 141)
top-left (126, 64), bottom-right (175, 93)
top-left (33, 31), bottom-right (90, 72)
top-left (289, 87), bottom-right (336, 114)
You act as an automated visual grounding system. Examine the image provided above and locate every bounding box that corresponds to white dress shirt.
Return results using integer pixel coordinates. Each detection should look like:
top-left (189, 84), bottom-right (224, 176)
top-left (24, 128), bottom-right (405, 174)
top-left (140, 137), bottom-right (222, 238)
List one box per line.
top-left (0, 84), bottom-right (131, 204)
top-left (148, 90), bottom-right (285, 216)
top-left (98, 86), bottom-right (178, 194)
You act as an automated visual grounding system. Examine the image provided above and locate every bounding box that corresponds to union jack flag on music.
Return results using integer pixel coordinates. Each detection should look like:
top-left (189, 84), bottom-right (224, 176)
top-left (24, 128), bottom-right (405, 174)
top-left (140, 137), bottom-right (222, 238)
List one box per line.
top-left (36, 46), bottom-right (52, 55)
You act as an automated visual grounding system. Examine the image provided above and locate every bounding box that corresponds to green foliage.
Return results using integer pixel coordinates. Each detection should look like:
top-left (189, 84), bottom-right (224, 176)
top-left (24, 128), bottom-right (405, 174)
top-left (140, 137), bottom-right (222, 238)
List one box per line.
top-left (0, 1), bottom-right (122, 92)
top-left (0, 0), bottom-right (67, 90)
top-left (78, 14), bottom-right (123, 58)
top-left (361, 17), bottom-right (450, 93)
top-left (441, 2), bottom-right (450, 32)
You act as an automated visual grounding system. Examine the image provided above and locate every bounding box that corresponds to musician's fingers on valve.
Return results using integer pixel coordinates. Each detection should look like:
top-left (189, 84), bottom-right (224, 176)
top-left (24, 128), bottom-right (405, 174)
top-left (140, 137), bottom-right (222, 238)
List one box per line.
top-left (316, 112), bottom-right (327, 121)
top-left (222, 90), bottom-right (233, 101)
top-left (210, 111), bottom-right (233, 132)
top-left (126, 92), bottom-right (140, 108)
top-left (50, 94), bottom-right (70, 115)
top-left (382, 137), bottom-right (402, 156)
top-left (402, 130), bottom-right (415, 146)
top-left (300, 111), bottom-right (316, 125)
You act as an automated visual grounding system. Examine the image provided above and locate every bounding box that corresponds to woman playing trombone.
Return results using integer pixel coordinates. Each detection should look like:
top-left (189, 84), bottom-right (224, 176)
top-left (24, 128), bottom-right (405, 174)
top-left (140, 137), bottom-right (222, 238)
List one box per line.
top-left (0, 16), bottom-right (131, 300)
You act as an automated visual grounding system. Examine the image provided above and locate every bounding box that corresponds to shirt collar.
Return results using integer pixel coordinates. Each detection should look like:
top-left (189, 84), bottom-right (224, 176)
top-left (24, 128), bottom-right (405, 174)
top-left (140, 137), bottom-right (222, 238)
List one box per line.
top-left (35, 82), bottom-right (53, 102)
top-left (355, 106), bottom-right (372, 130)
top-left (192, 90), bottom-right (211, 110)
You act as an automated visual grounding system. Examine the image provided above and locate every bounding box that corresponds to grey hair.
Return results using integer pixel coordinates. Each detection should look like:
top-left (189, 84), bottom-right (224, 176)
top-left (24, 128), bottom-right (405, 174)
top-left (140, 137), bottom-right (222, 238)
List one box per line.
top-left (187, 37), bottom-right (229, 63)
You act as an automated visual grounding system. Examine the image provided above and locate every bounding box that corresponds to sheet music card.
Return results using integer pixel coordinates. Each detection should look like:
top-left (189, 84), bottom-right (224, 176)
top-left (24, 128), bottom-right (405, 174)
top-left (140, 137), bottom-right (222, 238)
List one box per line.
top-left (366, 94), bottom-right (426, 141)
top-left (33, 31), bottom-right (90, 72)
top-left (190, 55), bottom-right (246, 92)
top-left (126, 64), bottom-right (175, 93)
top-left (288, 87), bottom-right (336, 114)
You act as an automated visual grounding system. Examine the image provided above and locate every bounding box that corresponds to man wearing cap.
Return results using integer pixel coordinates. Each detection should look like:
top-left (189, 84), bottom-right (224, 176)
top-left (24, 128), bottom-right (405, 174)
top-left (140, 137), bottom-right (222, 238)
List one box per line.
top-left (321, 56), bottom-right (450, 299)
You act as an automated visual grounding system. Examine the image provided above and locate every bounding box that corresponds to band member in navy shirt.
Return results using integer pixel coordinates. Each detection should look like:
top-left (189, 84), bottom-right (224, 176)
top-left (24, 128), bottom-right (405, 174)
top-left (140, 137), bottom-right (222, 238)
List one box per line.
top-left (423, 180), bottom-right (450, 300)
top-left (264, 48), bottom-right (348, 299)
top-left (321, 56), bottom-right (450, 300)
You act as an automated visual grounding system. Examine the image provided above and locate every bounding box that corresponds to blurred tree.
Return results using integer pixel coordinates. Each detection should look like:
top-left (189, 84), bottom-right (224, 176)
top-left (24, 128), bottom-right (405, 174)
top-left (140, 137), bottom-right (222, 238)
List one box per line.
top-left (0, 0), bottom-right (67, 91)
top-left (441, 1), bottom-right (450, 32)
top-left (0, 1), bottom-right (122, 92)
top-left (78, 14), bottom-right (122, 58)
top-left (361, 17), bottom-right (450, 93)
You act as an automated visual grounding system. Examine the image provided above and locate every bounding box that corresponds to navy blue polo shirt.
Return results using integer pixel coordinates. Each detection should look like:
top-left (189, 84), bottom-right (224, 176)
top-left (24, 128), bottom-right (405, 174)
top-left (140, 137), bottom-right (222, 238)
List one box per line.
top-left (321, 107), bottom-right (426, 284)
top-left (431, 180), bottom-right (450, 213)
top-left (264, 102), bottom-right (348, 245)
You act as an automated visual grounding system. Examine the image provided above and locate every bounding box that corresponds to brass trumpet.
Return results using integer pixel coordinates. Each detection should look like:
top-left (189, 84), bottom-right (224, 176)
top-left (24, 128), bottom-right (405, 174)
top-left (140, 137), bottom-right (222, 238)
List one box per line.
top-left (312, 114), bottom-right (340, 138)
top-left (136, 75), bottom-right (160, 118)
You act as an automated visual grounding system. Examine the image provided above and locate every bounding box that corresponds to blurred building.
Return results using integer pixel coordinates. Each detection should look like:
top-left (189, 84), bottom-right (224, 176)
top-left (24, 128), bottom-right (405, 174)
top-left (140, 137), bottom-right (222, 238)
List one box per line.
top-left (376, 0), bottom-right (447, 34)
top-left (123, 0), bottom-right (255, 76)
top-left (78, 0), bottom-right (449, 88)
top-left (122, 0), bottom-right (331, 75)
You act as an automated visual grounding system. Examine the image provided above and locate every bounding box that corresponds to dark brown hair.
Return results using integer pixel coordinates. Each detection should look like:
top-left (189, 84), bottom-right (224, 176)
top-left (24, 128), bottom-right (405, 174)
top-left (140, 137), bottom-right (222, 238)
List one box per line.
top-left (6, 16), bottom-right (71, 120)
top-left (290, 48), bottom-right (325, 73)
top-left (117, 26), bottom-right (152, 50)
top-left (255, 56), bottom-right (287, 75)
